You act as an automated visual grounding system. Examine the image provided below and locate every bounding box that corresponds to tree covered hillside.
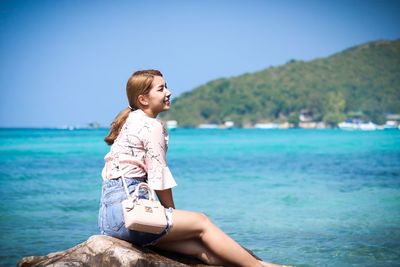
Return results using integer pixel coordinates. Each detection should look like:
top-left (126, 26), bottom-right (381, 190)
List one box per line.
top-left (162, 40), bottom-right (400, 127)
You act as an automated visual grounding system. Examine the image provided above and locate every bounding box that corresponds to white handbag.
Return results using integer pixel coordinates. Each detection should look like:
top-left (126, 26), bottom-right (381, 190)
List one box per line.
top-left (121, 178), bottom-right (167, 234)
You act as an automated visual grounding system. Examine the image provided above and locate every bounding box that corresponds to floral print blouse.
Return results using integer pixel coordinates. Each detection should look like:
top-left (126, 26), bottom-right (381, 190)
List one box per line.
top-left (101, 109), bottom-right (177, 190)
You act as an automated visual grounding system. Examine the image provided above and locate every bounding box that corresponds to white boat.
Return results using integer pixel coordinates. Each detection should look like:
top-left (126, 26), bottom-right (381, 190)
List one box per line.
top-left (338, 121), bottom-right (377, 131)
top-left (198, 124), bottom-right (218, 129)
top-left (166, 120), bottom-right (178, 129)
top-left (224, 121), bottom-right (234, 129)
top-left (254, 123), bottom-right (279, 129)
top-left (359, 122), bottom-right (377, 131)
top-left (384, 120), bottom-right (398, 129)
top-left (338, 122), bottom-right (357, 130)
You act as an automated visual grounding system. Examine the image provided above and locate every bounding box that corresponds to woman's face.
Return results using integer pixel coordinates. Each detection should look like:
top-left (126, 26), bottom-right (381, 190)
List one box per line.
top-left (143, 75), bottom-right (172, 117)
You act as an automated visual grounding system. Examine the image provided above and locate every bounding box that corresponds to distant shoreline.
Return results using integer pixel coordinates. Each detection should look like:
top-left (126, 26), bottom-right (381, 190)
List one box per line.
top-left (0, 126), bottom-right (399, 131)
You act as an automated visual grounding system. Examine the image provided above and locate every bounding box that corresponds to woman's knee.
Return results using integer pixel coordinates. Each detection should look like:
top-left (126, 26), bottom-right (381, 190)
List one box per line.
top-left (170, 210), bottom-right (213, 240)
top-left (196, 250), bottom-right (222, 265)
top-left (196, 251), bottom-right (212, 265)
top-left (185, 211), bottom-right (212, 237)
top-left (197, 212), bottom-right (210, 223)
top-left (194, 212), bottom-right (213, 236)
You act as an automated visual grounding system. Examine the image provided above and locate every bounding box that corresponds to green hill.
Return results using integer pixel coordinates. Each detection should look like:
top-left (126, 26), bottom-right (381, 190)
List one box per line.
top-left (162, 40), bottom-right (400, 127)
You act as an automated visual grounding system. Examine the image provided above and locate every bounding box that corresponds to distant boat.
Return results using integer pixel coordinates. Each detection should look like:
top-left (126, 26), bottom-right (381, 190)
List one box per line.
top-left (86, 122), bottom-right (101, 129)
top-left (338, 122), bottom-right (356, 130)
top-left (384, 120), bottom-right (398, 129)
top-left (198, 124), bottom-right (218, 129)
top-left (254, 123), bottom-right (279, 129)
top-left (166, 120), bottom-right (178, 129)
top-left (359, 122), bottom-right (377, 131)
top-left (224, 121), bottom-right (234, 129)
top-left (338, 121), bottom-right (377, 131)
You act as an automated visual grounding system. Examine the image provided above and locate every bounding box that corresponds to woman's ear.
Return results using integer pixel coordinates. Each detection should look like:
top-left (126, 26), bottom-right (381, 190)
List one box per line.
top-left (137, 95), bottom-right (148, 106)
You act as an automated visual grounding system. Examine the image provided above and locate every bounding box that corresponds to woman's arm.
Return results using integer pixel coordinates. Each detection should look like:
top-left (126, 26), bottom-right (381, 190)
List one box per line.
top-left (155, 189), bottom-right (175, 209)
top-left (140, 121), bottom-right (177, 190)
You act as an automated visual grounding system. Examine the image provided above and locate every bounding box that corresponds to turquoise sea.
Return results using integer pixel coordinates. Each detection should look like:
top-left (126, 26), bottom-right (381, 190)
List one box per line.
top-left (0, 128), bottom-right (399, 267)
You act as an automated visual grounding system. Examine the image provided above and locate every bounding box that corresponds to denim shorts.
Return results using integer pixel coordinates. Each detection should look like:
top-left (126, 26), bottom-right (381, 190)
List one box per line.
top-left (98, 177), bottom-right (173, 247)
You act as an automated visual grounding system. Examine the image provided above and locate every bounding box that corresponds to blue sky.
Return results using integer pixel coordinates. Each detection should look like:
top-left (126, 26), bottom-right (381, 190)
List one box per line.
top-left (1, 0), bottom-right (399, 127)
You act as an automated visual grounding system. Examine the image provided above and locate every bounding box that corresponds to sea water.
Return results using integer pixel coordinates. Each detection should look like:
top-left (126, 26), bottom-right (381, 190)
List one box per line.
top-left (0, 128), bottom-right (399, 267)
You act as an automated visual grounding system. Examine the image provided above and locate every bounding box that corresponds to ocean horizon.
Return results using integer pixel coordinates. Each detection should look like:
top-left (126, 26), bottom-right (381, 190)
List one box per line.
top-left (0, 128), bottom-right (399, 266)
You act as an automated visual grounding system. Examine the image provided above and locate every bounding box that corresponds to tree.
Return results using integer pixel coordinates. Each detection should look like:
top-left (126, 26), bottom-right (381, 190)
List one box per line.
top-left (323, 91), bottom-right (346, 126)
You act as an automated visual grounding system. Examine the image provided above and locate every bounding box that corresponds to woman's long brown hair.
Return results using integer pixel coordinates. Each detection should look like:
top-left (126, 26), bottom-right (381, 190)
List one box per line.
top-left (104, 70), bottom-right (163, 145)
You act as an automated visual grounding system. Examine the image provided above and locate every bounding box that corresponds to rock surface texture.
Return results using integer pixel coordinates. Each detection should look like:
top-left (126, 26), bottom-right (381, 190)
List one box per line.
top-left (17, 235), bottom-right (219, 267)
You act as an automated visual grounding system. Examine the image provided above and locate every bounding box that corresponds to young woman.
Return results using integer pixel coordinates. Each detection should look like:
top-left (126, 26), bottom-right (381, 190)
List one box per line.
top-left (99, 70), bottom-right (287, 267)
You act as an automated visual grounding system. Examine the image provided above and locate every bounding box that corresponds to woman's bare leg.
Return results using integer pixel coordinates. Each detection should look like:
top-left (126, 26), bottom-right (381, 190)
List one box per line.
top-left (154, 238), bottom-right (224, 265)
top-left (155, 238), bottom-right (282, 267)
top-left (156, 209), bottom-right (282, 267)
top-left (154, 239), bottom-right (282, 267)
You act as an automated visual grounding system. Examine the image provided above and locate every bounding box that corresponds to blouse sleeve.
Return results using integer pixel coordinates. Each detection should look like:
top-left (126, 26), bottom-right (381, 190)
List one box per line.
top-left (142, 121), bottom-right (177, 190)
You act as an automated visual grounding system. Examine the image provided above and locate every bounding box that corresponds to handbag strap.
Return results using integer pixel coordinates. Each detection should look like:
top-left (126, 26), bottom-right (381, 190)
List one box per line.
top-left (121, 175), bottom-right (154, 201)
top-left (121, 174), bottom-right (132, 199)
top-left (134, 183), bottom-right (155, 201)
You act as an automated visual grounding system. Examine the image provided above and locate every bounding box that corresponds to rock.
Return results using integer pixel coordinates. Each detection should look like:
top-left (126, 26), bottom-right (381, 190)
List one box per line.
top-left (17, 235), bottom-right (262, 267)
top-left (17, 235), bottom-right (215, 266)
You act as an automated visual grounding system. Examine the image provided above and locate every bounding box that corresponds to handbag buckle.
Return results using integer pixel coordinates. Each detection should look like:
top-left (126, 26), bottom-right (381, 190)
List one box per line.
top-left (145, 206), bottom-right (153, 213)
